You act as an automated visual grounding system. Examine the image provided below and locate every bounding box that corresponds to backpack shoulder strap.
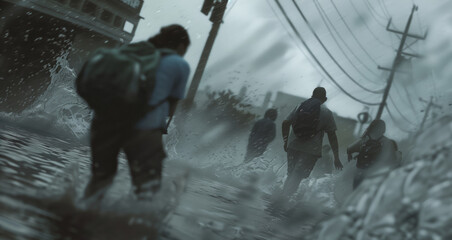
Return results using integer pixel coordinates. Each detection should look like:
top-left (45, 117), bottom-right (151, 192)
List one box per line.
top-left (121, 42), bottom-right (160, 68)
top-left (159, 48), bottom-right (177, 56)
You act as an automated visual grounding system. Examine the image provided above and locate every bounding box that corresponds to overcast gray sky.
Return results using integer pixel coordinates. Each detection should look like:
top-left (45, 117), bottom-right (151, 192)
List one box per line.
top-left (134, 0), bottom-right (452, 139)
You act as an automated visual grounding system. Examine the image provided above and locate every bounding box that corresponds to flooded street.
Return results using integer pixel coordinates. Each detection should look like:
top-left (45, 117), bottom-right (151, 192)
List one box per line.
top-left (2, 0), bottom-right (452, 239)
top-left (3, 115), bottom-right (452, 240)
top-left (0, 121), bottom-right (330, 240)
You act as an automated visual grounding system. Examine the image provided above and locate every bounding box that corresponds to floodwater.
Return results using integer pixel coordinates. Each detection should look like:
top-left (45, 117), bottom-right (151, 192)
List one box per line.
top-left (3, 108), bottom-right (452, 240)
top-left (0, 52), bottom-right (343, 240)
top-left (3, 8), bottom-right (452, 237)
top-left (0, 119), bottom-right (340, 240)
top-left (1, 53), bottom-right (452, 240)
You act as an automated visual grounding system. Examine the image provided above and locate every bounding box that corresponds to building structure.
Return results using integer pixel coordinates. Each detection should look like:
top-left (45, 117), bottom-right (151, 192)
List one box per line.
top-left (0, 0), bottom-right (143, 111)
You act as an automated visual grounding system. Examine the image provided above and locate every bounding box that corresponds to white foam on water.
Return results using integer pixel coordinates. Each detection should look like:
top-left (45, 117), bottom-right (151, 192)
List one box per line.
top-left (0, 50), bottom-right (92, 141)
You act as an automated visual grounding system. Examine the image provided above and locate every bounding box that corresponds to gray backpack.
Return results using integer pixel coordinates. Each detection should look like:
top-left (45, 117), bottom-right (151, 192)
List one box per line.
top-left (292, 98), bottom-right (322, 140)
top-left (76, 42), bottom-right (173, 122)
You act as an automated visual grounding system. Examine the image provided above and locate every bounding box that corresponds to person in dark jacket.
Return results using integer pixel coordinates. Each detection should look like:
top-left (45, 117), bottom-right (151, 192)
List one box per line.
top-left (244, 109), bottom-right (277, 163)
top-left (347, 119), bottom-right (399, 189)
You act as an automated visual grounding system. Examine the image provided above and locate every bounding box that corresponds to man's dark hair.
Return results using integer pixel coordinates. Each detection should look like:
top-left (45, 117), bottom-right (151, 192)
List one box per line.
top-left (312, 87), bottom-right (327, 102)
top-left (148, 24), bottom-right (190, 49)
top-left (264, 108), bottom-right (278, 121)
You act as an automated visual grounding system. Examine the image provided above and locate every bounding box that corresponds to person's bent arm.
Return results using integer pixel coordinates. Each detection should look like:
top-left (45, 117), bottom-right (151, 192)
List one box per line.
top-left (160, 98), bottom-right (180, 134)
top-left (347, 139), bottom-right (362, 162)
top-left (327, 131), bottom-right (343, 170)
top-left (168, 97), bottom-right (179, 118)
top-left (282, 120), bottom-right (291, 152)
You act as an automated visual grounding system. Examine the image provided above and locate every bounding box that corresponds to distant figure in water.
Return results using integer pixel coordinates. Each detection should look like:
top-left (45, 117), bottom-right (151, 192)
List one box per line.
top-left (347, 119), bottom-right (400, 189)
top-left (244, 109), bottom-right (277, 163)
top-left (77, 24), bottom-right (191, 200)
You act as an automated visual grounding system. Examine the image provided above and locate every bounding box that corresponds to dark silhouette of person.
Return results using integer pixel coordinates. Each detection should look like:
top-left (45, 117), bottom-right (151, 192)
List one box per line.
top-left (281, 87), bottom-right (343, 196)
top-left (244, 109), bottom-right (277, 163)
top-left (347, 119), bottom-right (399, 189)
top-left (83, 24), bottom-right (191, 200)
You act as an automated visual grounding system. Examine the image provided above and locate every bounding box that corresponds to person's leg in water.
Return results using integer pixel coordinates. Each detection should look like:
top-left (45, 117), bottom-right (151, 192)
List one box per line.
top-left (84, 119), bottom-right (125, 200)
top-left (244, 147), bottom-right (257, 163)
top-left (244, 144), bottom-right (266, 163)
top-left (286, 150), bottom-right (297, 177)
top-left (282, 150), bottom-right (318, 196)
top-left (353, 169), bottom-right (365, 189)
top-left (123, 129), bottom-right (166, 199)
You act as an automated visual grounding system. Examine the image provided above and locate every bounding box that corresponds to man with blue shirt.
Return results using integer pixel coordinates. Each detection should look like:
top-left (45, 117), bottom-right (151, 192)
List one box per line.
top-left (84, 25), bottom-right (191, 200)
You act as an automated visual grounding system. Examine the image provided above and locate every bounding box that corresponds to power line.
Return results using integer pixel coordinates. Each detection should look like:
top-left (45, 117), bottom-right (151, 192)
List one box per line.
top-left (314, 0), bottom-right (381, 81)
top-left (403, 39), bottom-right (419, 51)
top-left (345, 0), bottom-right (393, 48)
top-left (388, 25), bottom-right (419, 52)
top-left (385, 105), bottom-right (416, 133)
top-left (388, 95), bottom-right (417, 126)
top-left (366, 0), bottom-right (387, 19)
top-left (377, 0), bottom-right (391, 18)
top-left (266, 0), bottom-right (343, 101)
top-left (379, 0), bottom-right (391, 17)
top-left (374, 5), bottom-right (424, 120)
top-left (393, 80), bottom-right (420, 118)
top-left (363, 0), bottom-right (388, 26)
top-left (264, 0), bottom-right (327, 81)
top-left (292, 0), bottom-right (385, 94)
top-left (378, 71), bottom-right (416, 118)
top-left (273, 0), bottom-right (380, 105)
top-left (367, 0), bottom-right (422, 54)
top-left (328, 0), bottom-right (386, 65)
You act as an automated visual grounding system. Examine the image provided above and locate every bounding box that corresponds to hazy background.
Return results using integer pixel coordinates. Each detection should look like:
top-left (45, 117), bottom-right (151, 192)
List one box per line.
top-left (133, 0), bottom-right (451, 139)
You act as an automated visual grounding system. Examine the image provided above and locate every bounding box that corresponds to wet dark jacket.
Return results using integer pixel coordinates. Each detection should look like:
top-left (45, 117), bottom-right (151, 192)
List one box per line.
top-left (347, 136), bottom-right (398, 169)
top-left (248, 117), bottom-right (276, 150)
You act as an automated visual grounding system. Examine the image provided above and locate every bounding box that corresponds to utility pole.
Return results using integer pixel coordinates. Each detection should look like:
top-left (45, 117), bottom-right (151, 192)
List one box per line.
top-left (375, 5), bottom-right (427, 120)
top-left (184, 0), bottom-right (228, 108)
top-left (419, 97), bottom-right (442, 131)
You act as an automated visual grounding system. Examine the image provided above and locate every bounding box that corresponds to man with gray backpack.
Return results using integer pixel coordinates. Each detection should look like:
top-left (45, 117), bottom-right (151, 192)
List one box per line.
top-left (76, 24), bottom-right (191, 200)
top-left (281, 87), bottom-right (343, 196)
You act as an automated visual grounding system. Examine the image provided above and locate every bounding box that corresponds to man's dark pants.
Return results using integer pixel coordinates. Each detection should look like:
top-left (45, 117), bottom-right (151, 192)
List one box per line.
top-left (283, 149), bottom-right (318, 196)
top-left (84, 117), bottom-right (166, 199)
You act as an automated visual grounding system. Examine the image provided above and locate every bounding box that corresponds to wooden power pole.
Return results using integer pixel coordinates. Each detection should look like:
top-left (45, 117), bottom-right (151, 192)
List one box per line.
top-left (375, 5), bottom-right (427, 120)
top-left (184, 0), bottom-right (228, 108)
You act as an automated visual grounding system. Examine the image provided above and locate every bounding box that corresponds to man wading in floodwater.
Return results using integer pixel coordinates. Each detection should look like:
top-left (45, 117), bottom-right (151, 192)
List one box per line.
top-left (347, 119), bottom-right (400, 189)
top-left (281, 87), bottom-right (343, 196)
top-left (76, 25), bottom-right (191, 200)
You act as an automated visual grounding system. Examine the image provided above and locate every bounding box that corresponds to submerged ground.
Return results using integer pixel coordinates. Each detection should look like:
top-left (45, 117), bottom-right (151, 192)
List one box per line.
top-left (0, 119), bottom-right (333, 240)
top-left (2, 109), bottom-right (452, 240)
top-left (2, 8), bottom-right (452, 237)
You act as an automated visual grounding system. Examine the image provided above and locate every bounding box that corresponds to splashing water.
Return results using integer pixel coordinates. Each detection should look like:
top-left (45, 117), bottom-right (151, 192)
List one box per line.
top-left (0, 50), bottom-right (92, 141)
